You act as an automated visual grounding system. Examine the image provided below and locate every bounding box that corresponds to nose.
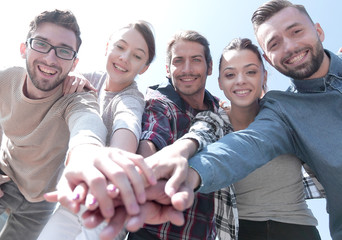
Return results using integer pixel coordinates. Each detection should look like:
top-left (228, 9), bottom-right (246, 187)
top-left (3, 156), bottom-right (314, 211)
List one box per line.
top-left (283, 37), bottom-right (297, 53)
top-left (182, 59), bottom-right (193, 74)
top-left (119, 50), bottom-right (130, 62)
top-left (235, 73), bottom-right (246, 85)
top-left (44, 48), bottom-right (59, 64)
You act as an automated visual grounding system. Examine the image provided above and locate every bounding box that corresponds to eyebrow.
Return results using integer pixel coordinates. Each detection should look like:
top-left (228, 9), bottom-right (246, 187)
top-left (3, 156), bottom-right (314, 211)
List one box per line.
top-left (265, 35), bottom-right (277, 51)
top-left (34, 35), bottom-right (75, 50)
top-left (286, 22), bottom-right (301, 31)
top-left (223, 63), bottom-right (259, 71)
top-left (266, 22), bottom-right (301, 50)
top-left (118, 39), bottom-right (147, 55)
top-left (191, 55), bottom-right (204, 59)
top-left (244, 63), bottom-right (259, 68)
top-left (223, 66), bottom-right (235, 71)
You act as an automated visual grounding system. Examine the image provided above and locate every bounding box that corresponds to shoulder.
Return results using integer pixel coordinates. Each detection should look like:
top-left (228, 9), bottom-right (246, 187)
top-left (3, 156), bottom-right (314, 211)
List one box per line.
top-left (82, 70), bottom-right (106, 79)
top-left (261, 90), bottom-right (291, 103)
top-left (0, 66), bottom-right (26, 76)
top-left (0, 66), bottom-right (26, 88)
top-left (145, 86), bottom-right (171, 102)
top-left (64, 91), bottom-right (98, 106)
top-left (82, 71), bottom-right (107, 89)
top-left (112, 82), bottom-right (144, 103)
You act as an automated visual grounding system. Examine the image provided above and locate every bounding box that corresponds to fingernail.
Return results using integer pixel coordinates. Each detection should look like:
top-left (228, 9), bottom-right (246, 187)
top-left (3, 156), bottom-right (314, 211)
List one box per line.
top-left (86, 197), bottom-right (97, 206)
top-left (107, 184), bottom-right (117, 193)
top-left (72, 193), bottom-right (80, 200)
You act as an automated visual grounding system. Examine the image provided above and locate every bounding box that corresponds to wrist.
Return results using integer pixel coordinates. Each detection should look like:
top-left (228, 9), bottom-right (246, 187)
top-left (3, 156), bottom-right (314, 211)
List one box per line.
top-left (175, 139), bottom-right (199, 160)
top-left (188, 167), bottom-right (201, 191)
top-left (65, 144), bottom-right (100, 165)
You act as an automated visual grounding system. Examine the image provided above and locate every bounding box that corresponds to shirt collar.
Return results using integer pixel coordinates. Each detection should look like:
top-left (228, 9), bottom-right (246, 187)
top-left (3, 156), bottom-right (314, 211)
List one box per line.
top-left (151, 77), bottom-right (219, 112)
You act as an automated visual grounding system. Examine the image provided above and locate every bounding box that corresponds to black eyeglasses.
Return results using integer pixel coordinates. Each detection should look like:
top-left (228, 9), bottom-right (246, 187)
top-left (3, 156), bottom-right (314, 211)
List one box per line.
top-left (26, 38), bottom-right (77, 60)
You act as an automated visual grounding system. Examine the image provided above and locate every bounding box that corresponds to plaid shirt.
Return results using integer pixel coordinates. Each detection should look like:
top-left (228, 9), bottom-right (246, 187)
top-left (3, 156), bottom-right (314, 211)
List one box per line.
top-left (138, 78), bottom-right (221, 240)
top-left (181, 108), bottom-right (325, 240)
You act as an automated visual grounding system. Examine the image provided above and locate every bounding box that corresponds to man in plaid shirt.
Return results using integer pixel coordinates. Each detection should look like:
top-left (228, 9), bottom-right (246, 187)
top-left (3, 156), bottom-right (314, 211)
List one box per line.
top-left (127, 30), bottom-right (220, 240)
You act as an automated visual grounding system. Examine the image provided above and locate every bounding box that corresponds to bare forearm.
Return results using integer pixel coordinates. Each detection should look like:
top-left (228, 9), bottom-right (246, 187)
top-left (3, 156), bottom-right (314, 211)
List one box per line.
top-left (110, 128), bottom-right (138, 153)
top-left (137, 140), bottom-right (157, 157)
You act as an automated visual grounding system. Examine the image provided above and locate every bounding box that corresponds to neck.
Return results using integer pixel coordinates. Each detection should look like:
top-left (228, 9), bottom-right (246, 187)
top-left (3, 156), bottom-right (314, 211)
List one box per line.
top-left (306, 51), bottom-right (330, 80)
top-left (181, 92), bottom-right (208, 110)
top-left (24, 75), bottom-right (59, 99)
top-left (228, 101), bottom-right (260, 131)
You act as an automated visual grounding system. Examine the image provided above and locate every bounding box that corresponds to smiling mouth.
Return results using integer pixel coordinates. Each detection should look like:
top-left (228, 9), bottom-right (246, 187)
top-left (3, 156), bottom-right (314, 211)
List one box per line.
top-left (233, 90), bottom-right (251, 96)
top-left (234, 90), bottom-right (250, 94)
top-left (181, 77), bottom-right (196, 82)
top-left (114, 63), bottom-right (128, 72)
top-left (285, 50), bottom-right (308, 65)
top-left (38, 65), bottom-right (57, 75)
top-left (179, 74), bottom-right (199, 82)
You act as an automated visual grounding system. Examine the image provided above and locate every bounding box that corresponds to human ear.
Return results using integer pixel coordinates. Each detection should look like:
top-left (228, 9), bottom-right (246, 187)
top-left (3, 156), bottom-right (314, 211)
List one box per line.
top-left (71, 58), bottom-right (79, 71)
top-left (315, 23), bottom-right (325, 43)
top-left (166, 65), bottom-right (171, 78)
top-left (105, 42), bottom-right (109, 56)
top-left (20, 43), bottom-right (27, 59)
top-left (262, 70), bottom-right (268, 94)
top-left (218, 77), bottom-right (223, 91)
top-left (207, 60), bottom-right (213, 76)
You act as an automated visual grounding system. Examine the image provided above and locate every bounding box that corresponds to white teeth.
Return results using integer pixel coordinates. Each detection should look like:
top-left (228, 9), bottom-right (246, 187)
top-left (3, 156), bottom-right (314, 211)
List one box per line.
top-left (287, 52), bottom-right (306, 64)
top-left (39, 66), bottom-right (56, 75)
top-left (235, 90), bottom-right (249, 94)
top-left (181, 78), bottom-right (194, 82)
top-left (114, 64), bottom-right (127, 72)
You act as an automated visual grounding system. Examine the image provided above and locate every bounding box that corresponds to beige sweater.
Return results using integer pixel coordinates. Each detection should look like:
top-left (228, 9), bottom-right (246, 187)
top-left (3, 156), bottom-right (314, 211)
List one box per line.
top-left (0, 67), bottom-right (106, 202)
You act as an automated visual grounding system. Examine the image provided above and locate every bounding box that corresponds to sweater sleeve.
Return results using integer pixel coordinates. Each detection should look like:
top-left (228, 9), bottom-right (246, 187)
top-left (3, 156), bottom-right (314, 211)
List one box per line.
top-left (110, 93), bottom-right (144, 143)
top-left (179, 107), bottom-right (233, 151)
top-left (65, 91), bottom-right (107, 151)
top-left (189, 100), bottom-right (296, 193)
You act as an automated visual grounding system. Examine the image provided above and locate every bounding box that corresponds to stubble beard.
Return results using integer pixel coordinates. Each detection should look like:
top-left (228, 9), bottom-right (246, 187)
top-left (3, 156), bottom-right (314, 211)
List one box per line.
top-left (26, 60), bottom-right (69, 92)
top-left (277, 41), bottom-right (324, 80)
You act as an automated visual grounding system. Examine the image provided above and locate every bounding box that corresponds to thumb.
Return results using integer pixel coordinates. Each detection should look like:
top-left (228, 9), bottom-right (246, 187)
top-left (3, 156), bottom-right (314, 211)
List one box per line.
top-left (44, 191), bottom-right (59, 202)
top-left (0, 175), bottom-right (10, 184)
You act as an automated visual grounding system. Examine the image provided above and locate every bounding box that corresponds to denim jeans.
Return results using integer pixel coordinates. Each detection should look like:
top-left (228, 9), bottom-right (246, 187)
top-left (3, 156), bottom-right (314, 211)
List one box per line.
top-left (0, 180), bottom-right (56, 240)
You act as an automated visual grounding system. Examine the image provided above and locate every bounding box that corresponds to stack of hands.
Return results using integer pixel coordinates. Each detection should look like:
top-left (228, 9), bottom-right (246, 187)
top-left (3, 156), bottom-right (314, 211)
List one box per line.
top-left (45, 144), bottom-right (196, 240)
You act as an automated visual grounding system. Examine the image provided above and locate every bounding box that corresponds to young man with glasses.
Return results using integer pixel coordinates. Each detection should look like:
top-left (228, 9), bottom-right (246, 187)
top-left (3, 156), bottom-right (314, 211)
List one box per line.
top-left (0, 9), bottom-right (153, 240)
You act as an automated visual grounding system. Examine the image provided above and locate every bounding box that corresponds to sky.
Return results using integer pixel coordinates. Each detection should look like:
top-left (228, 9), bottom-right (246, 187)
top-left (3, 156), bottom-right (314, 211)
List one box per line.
top-left (1, 0), bottom-right (341, 239)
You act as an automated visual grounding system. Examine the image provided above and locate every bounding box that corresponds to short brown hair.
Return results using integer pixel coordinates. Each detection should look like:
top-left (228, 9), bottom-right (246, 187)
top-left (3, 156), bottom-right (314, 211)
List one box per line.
top-left (27, 9), bottom-right (82, 52)
top-left (166, 30), bottom-right (212, 72)
top-left (251, 0), bottom-right (313, 33)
